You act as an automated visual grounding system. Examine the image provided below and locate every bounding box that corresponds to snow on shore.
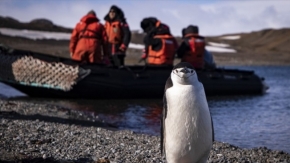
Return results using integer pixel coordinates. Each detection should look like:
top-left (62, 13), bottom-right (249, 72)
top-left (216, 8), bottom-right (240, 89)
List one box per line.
top-left (0, 28), bottom-right (237, 53)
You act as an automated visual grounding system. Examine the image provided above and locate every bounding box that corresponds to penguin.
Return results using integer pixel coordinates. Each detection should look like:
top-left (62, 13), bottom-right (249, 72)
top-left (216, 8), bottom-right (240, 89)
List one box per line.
top-left (161, 62), bottom-right (214, 163)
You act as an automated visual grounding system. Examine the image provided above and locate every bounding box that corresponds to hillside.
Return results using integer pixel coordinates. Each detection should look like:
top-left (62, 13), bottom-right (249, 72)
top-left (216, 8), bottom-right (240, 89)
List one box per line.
top-left (207, 28), bottom-right (290, 54)
top-left (0, 16), bottom-right (72, 33)
top-left (205, 28), bottom-right (290, 65)
top-left (0, 16), bottom-right (290, 66)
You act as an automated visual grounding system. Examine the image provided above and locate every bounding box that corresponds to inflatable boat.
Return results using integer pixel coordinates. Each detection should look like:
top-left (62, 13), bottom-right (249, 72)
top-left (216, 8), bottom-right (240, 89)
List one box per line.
top-left (0, 45), bottom-right (268, 99)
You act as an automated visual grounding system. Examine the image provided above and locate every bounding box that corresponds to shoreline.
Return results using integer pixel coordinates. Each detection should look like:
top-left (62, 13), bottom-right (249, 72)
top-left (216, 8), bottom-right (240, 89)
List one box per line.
top-left (1, 33), bottom-right (290, 67)
top-left (1, 99), bottom-right (290, 163)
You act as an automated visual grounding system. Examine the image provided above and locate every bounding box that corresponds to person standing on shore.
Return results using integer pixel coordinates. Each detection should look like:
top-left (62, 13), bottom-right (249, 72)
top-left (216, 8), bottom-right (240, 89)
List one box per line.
top-left (69, 10), bottom-right (109, 64)
top-left (104, 5), bottom-right (131, 67)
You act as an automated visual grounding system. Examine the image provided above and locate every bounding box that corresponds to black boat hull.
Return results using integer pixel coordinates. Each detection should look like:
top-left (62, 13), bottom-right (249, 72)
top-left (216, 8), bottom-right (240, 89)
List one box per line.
top-left (0, 47), bottom-right (266, 99)
top-left (3, 66), bottom-right (266, 99)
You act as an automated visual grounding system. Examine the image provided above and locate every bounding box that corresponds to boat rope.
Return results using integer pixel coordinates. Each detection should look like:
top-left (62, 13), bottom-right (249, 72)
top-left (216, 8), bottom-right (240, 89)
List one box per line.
top-left (0, 50), bottom-right (90, 91)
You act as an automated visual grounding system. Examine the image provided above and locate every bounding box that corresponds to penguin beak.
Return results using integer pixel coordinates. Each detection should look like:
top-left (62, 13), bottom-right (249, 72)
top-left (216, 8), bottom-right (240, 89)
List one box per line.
top-left (180, 67), bottom-right (189, 73)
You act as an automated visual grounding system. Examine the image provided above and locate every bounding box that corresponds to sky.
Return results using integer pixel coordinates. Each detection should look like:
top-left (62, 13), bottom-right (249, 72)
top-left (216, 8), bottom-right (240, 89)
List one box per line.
top-left (0, 0), bottom-right (290, 36)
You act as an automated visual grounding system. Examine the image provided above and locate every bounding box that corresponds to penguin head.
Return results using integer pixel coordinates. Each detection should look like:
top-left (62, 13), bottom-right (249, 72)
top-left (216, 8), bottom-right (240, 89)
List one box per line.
top-left (171, 62), bottom-right (198, 85)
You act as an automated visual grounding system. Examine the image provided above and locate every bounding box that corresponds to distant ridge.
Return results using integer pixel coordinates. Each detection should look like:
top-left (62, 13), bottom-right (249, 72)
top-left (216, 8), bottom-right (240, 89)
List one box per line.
top-left (206, 28), bottom-right (290, 54)
top-left (1, 15), bottom-right (290, 61)
top-left (0, 16), bottom-right (72, 33)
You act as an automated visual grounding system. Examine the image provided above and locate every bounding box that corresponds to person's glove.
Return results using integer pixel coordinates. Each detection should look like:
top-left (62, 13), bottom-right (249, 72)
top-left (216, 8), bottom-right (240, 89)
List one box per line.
top-left (141, 49), bottom-right (147, 59)
top-left (141, 53), bottom-right (147, 59)
top-left (139, 49), bottom-right (147, 63)
top-left (119, 44), bottom-right (127, 52)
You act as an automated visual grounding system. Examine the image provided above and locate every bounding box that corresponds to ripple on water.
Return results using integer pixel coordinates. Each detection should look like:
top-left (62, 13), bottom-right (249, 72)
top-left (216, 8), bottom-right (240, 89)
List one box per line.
top-left (2, 66), bottom-right (290, 153)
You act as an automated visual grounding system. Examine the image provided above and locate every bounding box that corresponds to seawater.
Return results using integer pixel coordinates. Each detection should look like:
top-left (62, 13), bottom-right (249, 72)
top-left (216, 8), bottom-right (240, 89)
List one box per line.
top-left (1, 65), bottom-right (290, 153)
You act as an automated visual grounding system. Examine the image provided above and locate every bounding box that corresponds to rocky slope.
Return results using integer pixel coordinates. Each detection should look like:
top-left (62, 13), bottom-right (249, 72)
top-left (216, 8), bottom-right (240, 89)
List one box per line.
top-left (0, 16), bottom-right (72, 33)
top-left (208, 28), bottom-right (290, 54)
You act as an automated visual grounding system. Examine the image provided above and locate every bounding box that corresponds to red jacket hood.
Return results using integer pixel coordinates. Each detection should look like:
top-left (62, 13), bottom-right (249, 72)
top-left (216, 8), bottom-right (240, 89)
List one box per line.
top-left (80, 14), bottom-right (99, 24)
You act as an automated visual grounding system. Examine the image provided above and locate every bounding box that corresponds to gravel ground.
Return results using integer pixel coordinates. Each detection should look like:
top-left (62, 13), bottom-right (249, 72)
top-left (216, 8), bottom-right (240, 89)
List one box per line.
top-left (0, 99), bottom-right (290, 163)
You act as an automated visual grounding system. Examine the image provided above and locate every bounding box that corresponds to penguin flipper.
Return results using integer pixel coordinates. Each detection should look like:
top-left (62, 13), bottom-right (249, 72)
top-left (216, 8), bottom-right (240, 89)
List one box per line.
top-left (211, 115), bottom-right (215, 142)
top-left (161, 76), bottom-right (173, 156)
top-left (161, 94), bottom-right (166, 156)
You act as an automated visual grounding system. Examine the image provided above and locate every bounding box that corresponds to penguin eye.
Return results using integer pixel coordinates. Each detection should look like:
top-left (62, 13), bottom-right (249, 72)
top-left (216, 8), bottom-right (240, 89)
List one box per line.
top-left (175, 70), bottom-right (178, 73)
top-left (191, 70), bottom-right (193, 73)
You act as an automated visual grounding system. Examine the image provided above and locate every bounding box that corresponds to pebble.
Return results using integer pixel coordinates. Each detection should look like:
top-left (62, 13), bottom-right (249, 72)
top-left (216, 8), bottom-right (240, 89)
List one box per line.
top-left (0, 99), bottom-right (290, 163)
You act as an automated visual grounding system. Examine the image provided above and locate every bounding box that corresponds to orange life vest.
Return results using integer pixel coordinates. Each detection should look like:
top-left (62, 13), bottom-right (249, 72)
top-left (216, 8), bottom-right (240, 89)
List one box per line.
top-left (182, 34), bottom-right (205, 69)
top-left (105, 21), bottom-right (123, 44)
top-left (148, 35), bottom-right (176, 65)
top-left (78, 22), bottom-right (102, 40)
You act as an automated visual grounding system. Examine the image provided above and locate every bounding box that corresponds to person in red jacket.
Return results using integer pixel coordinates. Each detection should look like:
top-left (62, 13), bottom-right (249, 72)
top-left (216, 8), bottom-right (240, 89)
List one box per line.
top-left (104, 5), bottom-right (131, 67)
top-left (140, 17), bottom-right (178, 66)
top-left (69, 10), bottom-right (109, 64)
top-left (177, 25), bottom-right (206, 69)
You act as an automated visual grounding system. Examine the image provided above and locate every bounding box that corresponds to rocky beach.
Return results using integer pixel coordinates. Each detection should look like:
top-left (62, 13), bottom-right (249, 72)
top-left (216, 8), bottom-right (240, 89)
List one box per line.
top-left (1, 99), bottom-right (290, 163)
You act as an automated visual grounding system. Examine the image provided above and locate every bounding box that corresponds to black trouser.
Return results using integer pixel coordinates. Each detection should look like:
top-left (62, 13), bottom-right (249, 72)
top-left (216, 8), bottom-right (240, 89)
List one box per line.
top-left (110, 55), bottom-right (125, 67)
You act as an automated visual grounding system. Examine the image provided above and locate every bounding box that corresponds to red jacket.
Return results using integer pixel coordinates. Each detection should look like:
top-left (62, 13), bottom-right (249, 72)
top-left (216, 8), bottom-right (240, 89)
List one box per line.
top-left (69, 14), bottom-right (108, 63)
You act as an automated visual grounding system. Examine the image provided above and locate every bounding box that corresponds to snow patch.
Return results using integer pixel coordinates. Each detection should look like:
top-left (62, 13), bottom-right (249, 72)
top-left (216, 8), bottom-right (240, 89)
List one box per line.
top-left (0, 28), bottom-right (71, 40)
top-left (128, 44), bottom-right (144, 49)
top-left (206, 46), bottom-right (237, 53)
top-left (220, 35), bottom-right (241, 40)
top-left (208, 42), bottom-right (230, 48)
top-left (0, 27), bottom-right (144, 49)
top-left (0, 28), bottom-right (236, 53)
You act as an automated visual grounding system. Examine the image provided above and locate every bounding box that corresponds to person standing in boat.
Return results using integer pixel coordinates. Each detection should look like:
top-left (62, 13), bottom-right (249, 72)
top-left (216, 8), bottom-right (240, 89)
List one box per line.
top-left (177, 25), bottom-right (216, 69)
top-left (140, 17), bottom-right (178, 66)
top-left (104, 5), bottom-right (131, 67)
top-left (69, 10), bottom-right (109, 64)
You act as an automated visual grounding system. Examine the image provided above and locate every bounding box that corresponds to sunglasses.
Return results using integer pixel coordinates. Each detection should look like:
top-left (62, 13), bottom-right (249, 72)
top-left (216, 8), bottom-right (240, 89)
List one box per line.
top-left (110, 10), bottom-right (115, 13)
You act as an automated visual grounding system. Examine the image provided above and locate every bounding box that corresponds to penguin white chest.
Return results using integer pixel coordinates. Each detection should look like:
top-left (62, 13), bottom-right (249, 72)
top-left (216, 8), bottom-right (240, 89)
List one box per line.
top-left (165, 85), bottom-right (212, 163)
